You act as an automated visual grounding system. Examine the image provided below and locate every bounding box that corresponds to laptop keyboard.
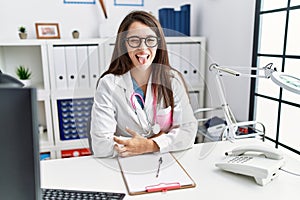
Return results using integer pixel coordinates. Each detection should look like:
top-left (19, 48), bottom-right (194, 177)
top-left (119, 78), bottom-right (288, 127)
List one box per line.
top-left (42, 188), bottom-right (125, 200)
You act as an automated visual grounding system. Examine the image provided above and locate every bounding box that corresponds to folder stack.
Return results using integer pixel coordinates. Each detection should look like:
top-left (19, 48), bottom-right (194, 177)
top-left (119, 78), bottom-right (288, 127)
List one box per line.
top-left (52, 45), bottom-right (100, 90)
top-left (158, 4), bottom-right (191, 36)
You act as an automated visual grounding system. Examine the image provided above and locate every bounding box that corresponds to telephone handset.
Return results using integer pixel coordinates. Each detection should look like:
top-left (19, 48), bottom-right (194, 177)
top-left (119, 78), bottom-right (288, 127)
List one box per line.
top-left (215, 144), bottom-right (285, 186)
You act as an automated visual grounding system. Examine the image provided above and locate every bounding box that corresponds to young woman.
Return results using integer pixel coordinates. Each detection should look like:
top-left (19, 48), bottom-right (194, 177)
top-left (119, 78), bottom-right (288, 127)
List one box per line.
top-left (90, 11), bottom-right (197, 157)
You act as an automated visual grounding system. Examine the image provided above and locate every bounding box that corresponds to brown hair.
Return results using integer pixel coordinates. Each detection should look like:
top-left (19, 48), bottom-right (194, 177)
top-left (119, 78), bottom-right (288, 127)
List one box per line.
top-left (100, 10), bottom-right (186, 116)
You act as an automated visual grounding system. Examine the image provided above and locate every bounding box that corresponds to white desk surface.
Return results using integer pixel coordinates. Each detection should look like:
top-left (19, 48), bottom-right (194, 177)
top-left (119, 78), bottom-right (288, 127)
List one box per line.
top-left (41, 139), bottom-right (300, 200)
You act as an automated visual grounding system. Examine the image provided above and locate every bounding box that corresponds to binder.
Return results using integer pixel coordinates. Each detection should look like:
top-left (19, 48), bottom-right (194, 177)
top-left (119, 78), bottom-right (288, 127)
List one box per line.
top-left (88, 45), bottom-right (100, 89)
top-left (180, 4), bottom-right (191, 36)
top-left (53, 47), bottom-right (68, 89)
top-left (65, 46), bottom-right (78, 89)
top-left (76, 46), bottom-right (90, 88)
top-left (158, 8), bottom-right (175, 36)
top-left (189, 43), bottom-right (201, 87)
top-left (180, 43), bottom-right (190, 84)
top-left (167, 43), bottom-right (181, 73)
top-left (117, 152), bottom-right (195, 195)
top-left (174, 10), bottom-right (181, 36)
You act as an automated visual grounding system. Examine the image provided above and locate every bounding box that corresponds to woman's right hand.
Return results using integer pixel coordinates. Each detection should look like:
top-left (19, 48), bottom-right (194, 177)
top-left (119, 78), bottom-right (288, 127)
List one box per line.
top-left (114, 127), bottom-right (160, 157)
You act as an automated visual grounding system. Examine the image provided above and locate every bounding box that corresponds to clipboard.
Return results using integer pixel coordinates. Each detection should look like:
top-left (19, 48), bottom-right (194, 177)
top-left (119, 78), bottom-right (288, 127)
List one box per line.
top-left (117, 152), bottom-right (196, 195)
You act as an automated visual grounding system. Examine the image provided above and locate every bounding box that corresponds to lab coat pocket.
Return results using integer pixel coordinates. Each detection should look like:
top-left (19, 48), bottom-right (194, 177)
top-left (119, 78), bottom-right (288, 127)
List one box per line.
top-left (156, 106), bottom-right (172, 132)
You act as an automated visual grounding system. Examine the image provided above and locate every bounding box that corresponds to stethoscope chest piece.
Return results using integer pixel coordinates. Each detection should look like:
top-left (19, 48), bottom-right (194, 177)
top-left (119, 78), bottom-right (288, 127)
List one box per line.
top-left (152, 123), bottom-right (160, 135)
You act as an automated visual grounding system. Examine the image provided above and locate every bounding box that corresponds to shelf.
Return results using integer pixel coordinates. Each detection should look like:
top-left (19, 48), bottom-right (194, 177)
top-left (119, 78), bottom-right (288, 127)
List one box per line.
top-left (56, 138), bottom-right (90, 149)
top-left (0, 39), bottom-right (45, 46)
top-left (39, 132), bottom-right (53, 147)
top-left (51, 89), bottom-right (95, 99)
top-left (37, 89), bottom-right (50, 101)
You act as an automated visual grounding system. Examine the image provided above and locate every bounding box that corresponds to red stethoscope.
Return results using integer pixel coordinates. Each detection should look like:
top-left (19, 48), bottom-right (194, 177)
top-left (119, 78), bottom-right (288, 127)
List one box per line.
top-left (130, 92), bottom-right (160, 137)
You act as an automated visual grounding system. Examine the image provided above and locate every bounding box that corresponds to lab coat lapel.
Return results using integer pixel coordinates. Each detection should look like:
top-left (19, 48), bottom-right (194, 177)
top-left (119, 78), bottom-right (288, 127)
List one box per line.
top-left (144, 73), bottom-right (154, 123)
top-left (115, 71), bottom-right (134, 101)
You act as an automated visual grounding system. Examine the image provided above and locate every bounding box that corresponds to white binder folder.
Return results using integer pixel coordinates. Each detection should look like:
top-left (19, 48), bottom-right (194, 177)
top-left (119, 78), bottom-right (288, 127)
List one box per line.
top-left (189, 43), bottom-right (201, 87)
top-left (76, 46), bottom-right (90, 88)
top-left (166, 44), bottom-right (173, 66)
top-left (65, 46), bottom-right (78, 89)
top-left (53, 47), bottom-right (68, 89)
top-left (104, 44), bottom-right (114, 70)
top-left (167, 44), bottom-right (181, 73)
top-left (180, 44), bottom-right (191, 86)
top-left (88, 46), bottom-right (100, 89)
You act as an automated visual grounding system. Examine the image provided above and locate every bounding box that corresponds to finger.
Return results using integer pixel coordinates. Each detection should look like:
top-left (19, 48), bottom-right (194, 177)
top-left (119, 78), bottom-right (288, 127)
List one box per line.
top-left (114, 144), bottom-right (127, 153)
top-left (114, 137), bottom-right (129, 145)
top-left (119, 151), bottom-right (129, 157)
top-left (119, 150), bottom-right (137, 157)
top-left (125, 127), bottom-right (138, 137)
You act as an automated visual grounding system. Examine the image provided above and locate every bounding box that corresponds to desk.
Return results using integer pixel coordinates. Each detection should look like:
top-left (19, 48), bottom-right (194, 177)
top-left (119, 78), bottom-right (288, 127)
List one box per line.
top-left (41, 139), bottom-right (300, 199)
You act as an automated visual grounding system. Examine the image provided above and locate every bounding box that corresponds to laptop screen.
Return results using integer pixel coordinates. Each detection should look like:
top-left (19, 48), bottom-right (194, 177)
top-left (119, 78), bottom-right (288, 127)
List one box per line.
top-left (0, 87), bottom-right (41, 200)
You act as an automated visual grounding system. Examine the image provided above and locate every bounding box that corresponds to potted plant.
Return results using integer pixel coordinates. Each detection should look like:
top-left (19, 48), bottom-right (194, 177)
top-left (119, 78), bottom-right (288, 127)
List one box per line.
top-left (16, 65), bottom-right (32, 87)
top-left (18, 26), bottom-right (27, 39)
top-left (72, 30), bottom-right (80, 39)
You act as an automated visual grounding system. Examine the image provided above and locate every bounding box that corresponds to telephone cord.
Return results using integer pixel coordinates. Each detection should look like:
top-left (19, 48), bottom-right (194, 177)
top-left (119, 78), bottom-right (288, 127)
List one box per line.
top-left (280, 168), bottom-right (300, 177)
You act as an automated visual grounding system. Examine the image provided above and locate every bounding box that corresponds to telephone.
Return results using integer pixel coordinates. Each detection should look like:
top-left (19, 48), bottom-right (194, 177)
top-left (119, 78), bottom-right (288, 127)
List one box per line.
top-left (215, 144), bottom-right (285, 186)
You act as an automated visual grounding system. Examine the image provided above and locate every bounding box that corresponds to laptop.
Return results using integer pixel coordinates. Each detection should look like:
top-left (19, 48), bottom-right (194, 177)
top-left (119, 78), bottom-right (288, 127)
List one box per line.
top-left (0, 87), bottom-right (125, 199)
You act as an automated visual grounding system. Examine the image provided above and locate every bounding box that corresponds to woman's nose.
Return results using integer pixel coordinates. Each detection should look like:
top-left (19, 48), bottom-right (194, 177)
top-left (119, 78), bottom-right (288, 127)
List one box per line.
top-left (139, 39), bottom-right (147, 49)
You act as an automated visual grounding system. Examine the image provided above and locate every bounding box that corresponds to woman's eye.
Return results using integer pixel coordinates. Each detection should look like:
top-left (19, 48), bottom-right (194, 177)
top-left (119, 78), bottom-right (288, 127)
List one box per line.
top-left (130, 39), bottom-right (139, 43)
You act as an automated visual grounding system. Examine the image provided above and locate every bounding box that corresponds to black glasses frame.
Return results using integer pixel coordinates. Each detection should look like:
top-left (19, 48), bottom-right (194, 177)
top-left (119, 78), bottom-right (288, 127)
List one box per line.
top-left (125, 36), bottom-right (160, 48)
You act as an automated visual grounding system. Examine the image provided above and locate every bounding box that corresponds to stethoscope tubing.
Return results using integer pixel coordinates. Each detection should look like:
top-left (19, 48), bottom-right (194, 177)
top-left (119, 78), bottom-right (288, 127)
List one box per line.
top-left (130, 92), bottom-right (159, 137)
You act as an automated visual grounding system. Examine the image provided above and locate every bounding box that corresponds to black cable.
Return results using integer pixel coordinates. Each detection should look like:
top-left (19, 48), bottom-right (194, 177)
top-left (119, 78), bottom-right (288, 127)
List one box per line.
top-left (280, 168), bottom-right (300, 176)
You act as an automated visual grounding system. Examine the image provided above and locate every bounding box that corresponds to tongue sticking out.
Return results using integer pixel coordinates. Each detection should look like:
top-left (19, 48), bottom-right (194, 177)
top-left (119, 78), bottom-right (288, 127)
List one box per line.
top-left (137, 55), bottom-right (148, 65)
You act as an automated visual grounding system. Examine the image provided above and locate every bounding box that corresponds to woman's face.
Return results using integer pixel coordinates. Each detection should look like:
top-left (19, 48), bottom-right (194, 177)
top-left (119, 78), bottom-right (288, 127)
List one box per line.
top-left (125, 21), bottom-right (158, 71)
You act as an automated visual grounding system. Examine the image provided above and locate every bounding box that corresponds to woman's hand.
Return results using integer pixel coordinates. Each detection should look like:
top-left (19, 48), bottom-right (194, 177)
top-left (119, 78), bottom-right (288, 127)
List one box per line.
top-left (114, 127), bottom-right (160, 157)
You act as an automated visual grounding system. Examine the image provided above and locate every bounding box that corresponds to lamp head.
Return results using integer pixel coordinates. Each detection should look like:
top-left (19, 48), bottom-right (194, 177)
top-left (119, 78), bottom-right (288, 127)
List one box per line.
top-left (271, 71), bottom-right (300, 95)
top-left (0, 70), bottom-right (24, 88)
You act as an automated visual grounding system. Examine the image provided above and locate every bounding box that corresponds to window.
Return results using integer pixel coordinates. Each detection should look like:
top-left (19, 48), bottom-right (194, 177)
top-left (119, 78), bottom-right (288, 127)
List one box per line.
top-left (250, 0), bottom-right (300, 154)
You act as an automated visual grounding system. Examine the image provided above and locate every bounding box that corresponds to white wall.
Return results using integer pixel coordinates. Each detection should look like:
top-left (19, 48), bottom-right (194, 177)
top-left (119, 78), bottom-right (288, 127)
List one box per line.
top-left (0, 0), bottom-right (255, 121)
top-left (199, 0), bottom-right (256, 121)
top-left (0, 0), bottom-right (200, 40)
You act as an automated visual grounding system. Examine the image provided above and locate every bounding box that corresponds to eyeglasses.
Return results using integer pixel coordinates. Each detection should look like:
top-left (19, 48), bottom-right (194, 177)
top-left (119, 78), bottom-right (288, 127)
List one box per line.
top-left (125, 36), bottom-right (160, 48)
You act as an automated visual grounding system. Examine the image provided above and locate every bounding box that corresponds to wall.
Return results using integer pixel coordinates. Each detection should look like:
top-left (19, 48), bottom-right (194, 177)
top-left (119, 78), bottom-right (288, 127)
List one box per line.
top-left (0, 0), bottom-right (255, 121)
top-left (200, 0), bottom-right (256, 121)
top-left (0, 0), bottom-right (200, 40)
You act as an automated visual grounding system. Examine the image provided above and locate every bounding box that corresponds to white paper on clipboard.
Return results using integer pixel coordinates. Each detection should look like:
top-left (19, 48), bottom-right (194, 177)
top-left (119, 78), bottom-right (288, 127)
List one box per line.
top-left (117, 152), bottom-right (195, 195)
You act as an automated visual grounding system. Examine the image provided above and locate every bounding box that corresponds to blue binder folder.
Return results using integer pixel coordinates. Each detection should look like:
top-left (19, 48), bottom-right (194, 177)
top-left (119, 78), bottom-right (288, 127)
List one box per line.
top-left (158, 4), bottom-right (190, 36)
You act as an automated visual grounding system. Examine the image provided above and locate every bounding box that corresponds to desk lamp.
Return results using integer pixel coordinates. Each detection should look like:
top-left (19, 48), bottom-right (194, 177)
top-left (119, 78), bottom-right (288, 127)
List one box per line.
top-left (0, 70), bottom-right (24, 87)
top-left (209, 63), bottom-right (300, 141)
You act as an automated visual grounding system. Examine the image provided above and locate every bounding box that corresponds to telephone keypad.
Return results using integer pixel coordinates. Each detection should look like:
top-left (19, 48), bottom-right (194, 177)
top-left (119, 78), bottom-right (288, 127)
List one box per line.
top-left (228, 156), bottom-right (253, 164)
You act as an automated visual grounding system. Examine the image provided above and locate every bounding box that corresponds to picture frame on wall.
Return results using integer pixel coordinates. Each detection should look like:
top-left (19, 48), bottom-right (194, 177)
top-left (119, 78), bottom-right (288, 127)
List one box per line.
top-left (114, 0), bottom-right (144, 6)
top-left (35, 23), bottom-right (61, 39)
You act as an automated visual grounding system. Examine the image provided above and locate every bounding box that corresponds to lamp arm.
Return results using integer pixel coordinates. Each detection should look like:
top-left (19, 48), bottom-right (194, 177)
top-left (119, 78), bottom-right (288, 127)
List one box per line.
top-left (209, 63), bottom-right (276, 140)
top-left (213, 69), bottom-right (238, 140)
top-left (209, 63), bottom-right (277, 79)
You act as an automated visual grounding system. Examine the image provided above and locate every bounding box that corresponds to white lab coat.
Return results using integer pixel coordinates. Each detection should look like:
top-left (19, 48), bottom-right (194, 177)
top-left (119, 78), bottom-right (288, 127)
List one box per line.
top-left (90, 70), bottom-right (197, 157)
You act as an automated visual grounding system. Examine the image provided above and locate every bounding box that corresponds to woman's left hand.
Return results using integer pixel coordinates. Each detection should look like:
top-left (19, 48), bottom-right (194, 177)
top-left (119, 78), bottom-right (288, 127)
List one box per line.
top-left (114, 127), bottom-right (159, 157)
